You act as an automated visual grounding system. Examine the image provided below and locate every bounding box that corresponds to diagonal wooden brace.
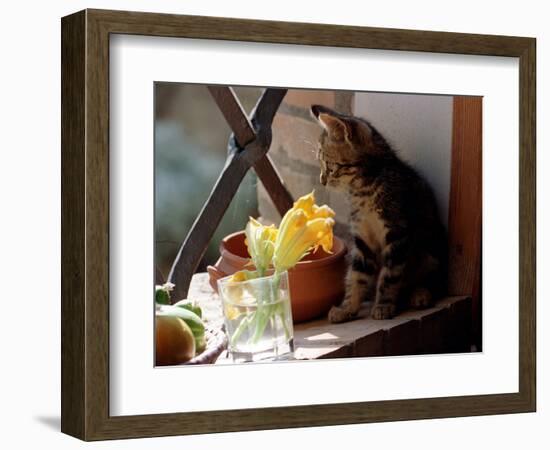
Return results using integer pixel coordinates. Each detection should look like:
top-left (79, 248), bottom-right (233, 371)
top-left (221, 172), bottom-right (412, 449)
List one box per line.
top-left (167, 87), bottom-right (293, 300)
top-left (208, 86), bottom-right (293, 216)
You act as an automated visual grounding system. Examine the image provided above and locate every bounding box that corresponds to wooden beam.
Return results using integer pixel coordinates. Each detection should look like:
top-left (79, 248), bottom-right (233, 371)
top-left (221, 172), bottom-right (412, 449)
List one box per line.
top-left (168, 150), bottom-right (251, 300)
top-left (209, 86), bottom-right (293, 215)
top-left (447, 96), bottom-right (482, 347)
top-left (253, 154), bottom-right (293, 216)
top-left (250, 89), bottom-right (293, 215)
top-left (207, 86), bottom-right (256, 147)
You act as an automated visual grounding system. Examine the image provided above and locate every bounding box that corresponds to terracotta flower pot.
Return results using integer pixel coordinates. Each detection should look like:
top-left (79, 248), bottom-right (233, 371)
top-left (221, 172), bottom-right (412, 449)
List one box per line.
top-left (207, 231), bottom-right (347, 323)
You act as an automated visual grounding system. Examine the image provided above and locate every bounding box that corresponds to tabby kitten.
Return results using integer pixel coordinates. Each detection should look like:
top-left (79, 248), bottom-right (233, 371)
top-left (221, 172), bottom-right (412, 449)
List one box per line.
top-left (311, 104), bottom-right (447, 321)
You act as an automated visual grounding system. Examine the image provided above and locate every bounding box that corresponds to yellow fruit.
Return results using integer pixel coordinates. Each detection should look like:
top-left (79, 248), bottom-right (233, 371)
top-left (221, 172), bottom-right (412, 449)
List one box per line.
top-left (155, 315), bottom-right (196, 366)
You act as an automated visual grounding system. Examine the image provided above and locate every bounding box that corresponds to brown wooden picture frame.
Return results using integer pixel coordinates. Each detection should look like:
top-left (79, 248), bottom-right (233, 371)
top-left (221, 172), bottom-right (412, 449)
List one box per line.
top-left (61, 9), bottom-right (536, 441)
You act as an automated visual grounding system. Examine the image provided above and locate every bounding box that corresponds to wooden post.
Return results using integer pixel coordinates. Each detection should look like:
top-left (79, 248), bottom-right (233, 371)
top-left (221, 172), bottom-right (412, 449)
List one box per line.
top-left (448, 96), bottom-right (482, 348)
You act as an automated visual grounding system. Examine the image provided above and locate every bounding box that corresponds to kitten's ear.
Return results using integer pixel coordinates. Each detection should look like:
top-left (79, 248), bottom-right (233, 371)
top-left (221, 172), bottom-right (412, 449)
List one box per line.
top-left (311, 105), bottom-right (350, 141)
top-left (311, 104), bottom-right (332, 119)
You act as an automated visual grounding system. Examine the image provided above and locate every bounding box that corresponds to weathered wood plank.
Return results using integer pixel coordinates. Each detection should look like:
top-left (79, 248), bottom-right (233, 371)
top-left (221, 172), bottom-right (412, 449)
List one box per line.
top-left (187, 273), bottom-right (472, 361)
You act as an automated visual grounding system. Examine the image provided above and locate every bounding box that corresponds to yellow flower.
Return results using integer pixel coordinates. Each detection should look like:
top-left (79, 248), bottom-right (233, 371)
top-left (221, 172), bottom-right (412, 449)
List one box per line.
top-left (292, 192), bottom-right (335, 221)
top-left (230, 270), bottom-right (258, 283)
top-left (272, 192), bottom-right (335, 273)
top-left (244, 217), bottom-right (277, 274)
top-left (292, 192), bottom-right (315, 217)
top-left (222, 270), bottom-right (259, 320)
top-left (225, 270), bottom-right (258, 299)
top-left (224, 303), bottom-right (241, 321)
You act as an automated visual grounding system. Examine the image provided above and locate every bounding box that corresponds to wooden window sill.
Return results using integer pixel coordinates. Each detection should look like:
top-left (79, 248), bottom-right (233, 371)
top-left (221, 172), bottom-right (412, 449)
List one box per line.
top-left (188, 273), bottom-right (473, 363)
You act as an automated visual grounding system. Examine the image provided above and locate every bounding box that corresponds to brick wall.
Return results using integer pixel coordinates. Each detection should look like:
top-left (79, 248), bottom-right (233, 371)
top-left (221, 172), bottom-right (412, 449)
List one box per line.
top-left (258, 90), bottom-right (355, 242)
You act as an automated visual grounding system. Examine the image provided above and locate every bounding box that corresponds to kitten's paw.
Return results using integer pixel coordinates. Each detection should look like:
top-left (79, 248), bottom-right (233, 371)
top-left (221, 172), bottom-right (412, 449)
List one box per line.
top-left (410, 288), bottom-right (433, 309)
top-left (328, 305), bottom-right (357, 323)
top-left (371, 303), bottom-right (396, 320)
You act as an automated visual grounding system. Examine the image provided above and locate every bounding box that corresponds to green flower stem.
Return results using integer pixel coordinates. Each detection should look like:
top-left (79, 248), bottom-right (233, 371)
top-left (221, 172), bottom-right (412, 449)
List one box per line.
top-left (226, 271), bottom-right (291, 348)
top-left (277, 302), bottom-right (291, 341)
top-left (250, 272), bottom-right (281, 345)
top-left (230, 311), bottom-right (256, 347)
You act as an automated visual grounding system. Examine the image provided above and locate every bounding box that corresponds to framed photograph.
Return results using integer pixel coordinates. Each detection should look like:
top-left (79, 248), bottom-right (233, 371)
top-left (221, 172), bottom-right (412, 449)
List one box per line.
top-left (61, 9), bottom-right (536, 441)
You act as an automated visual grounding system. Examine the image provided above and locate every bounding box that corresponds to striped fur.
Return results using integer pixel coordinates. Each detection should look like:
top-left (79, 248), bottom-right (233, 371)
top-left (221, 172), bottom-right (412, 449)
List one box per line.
top-left (311, 104), bottom-right (447, 321)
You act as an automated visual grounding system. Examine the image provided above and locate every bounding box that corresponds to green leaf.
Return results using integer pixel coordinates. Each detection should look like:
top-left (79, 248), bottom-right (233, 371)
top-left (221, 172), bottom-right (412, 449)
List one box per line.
top-left (155, 286), bottom-right (170, 305)
top-left (174, 299), bottom-right (202, 319)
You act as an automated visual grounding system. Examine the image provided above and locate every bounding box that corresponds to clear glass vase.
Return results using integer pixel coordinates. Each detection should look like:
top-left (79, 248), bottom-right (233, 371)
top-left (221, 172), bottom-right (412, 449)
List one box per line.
top-left (218, 271), bottom-right (294, 362)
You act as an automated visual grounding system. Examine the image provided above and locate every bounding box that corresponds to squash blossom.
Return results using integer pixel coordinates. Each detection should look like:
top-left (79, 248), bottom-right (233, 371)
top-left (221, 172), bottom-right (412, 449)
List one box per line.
top-left (223, 192), bottom-right (336, 346)
top-left (244, 217), bottom-right (278, 276)
top-left (272, 192), bottom-right (335, 273)
top-left (226, 269), bottom-right (258, 299)
top-left (224, 269), bottom-right (259, 319)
